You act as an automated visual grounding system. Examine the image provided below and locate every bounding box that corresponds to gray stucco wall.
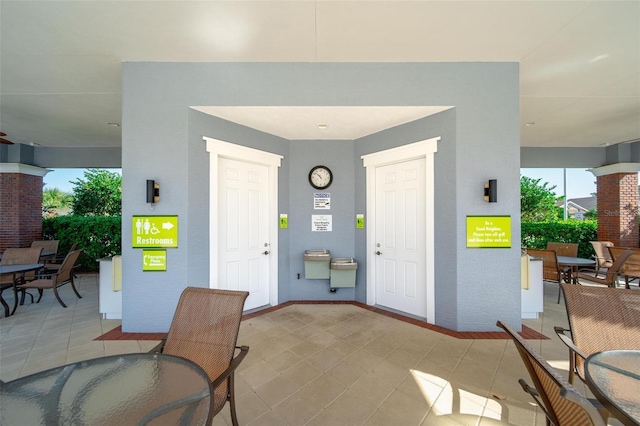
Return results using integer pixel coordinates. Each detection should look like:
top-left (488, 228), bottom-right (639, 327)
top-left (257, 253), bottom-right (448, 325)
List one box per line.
top-left (121, 62), bottom-right (520, 332)
top-left (288, 140), bottom-right (356, 300)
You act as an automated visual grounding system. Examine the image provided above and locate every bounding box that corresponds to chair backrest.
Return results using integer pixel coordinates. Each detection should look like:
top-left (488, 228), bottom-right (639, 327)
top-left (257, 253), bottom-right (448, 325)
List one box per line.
top-left (546, 242), bottom-right (579, 257)
top-left (525, 249), bottom-right (561, 282)
top-left (0, 247), bottom-right (43, 282)
top-left (54, 250), bottom-right (82, 284)
top-left (560, 283), bottom-right (640, 380)
top-left (609, 246), bottom-right (640, 279)
top-left (0, 247), bottom-right (43, 266)
top-left (497, 321), bottom-right (606, 426)
top-left (589, 241), bottom-right (613, 267)
top-left (162, 287), bottom-right (248, 411)
top-left (31, 240), bottom-right (59, 256)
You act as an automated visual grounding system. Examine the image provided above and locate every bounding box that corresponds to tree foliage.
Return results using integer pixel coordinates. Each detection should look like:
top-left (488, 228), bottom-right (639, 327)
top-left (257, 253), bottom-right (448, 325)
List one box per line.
top-left (520, 175), bottom-right (563, 222)
top-left (42, 188), bottom-right (73, 217)
top-left (43, 215), bottom-right (121, 271)
top-left (71, 169), bottom-right (122, 216)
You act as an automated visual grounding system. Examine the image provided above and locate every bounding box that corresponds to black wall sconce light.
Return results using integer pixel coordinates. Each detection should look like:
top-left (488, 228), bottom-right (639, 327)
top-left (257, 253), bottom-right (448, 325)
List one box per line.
top-left (146, 179), bottom-right (160, 204)
top-left (484, 179), bottom-right (497, 202)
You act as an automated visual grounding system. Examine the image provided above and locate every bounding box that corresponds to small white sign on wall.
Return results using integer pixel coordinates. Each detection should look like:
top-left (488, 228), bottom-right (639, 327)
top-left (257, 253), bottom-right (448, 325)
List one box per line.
top-left (312, 215), bottom-right (332, 232)
top-left (314, 193), bottom-right (331, 209)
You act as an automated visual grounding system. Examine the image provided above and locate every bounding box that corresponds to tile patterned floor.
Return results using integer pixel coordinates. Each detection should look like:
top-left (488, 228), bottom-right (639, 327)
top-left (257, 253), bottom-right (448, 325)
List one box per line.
top-left (0, 274), bottom-right (623, 425)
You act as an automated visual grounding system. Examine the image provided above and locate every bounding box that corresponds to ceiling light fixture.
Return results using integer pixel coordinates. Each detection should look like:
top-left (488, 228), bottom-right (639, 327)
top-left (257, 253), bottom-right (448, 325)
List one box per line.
top-left (524, 122), bottom-right (535, 127)
top-left (318, 123), bottom-right (328, 129)
top-left (107, 122), bottom-right (120, 127)
top-left (600, 142), bottom-right (610, 147)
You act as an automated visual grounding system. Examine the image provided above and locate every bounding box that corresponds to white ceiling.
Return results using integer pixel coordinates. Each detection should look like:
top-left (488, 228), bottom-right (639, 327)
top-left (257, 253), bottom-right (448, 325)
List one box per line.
top-left (1, 1), bottom-right (638, 148)
top-left (191, 106), bottom-right (453, 140)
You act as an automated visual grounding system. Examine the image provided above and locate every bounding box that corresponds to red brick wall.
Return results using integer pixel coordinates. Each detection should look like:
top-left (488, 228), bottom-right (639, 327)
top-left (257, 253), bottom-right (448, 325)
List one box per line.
top-left (0, 173), bottom-right (43, 251)
top-left (597, 172), bottom-right (639, 247)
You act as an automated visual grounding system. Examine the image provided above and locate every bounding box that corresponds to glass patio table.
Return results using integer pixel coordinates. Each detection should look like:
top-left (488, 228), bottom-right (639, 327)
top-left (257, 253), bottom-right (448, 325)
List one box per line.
top-left (0, 353), bottom-right (213, 426)
top-left (557, 255), bottom-right (596, 284)
top-left (0, 263), bottom-right (44, 317)
top-left (585, 350), bottom-right (640, 426)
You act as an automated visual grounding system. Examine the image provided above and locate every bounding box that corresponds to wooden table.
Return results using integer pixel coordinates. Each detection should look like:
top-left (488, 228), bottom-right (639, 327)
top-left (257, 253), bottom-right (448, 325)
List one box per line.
top-left (0, 353), bottom-right (213, 426)
top-left (585, 350), bottom-right (640, 426)
top-left (0, 263), bottom-right (44, 317)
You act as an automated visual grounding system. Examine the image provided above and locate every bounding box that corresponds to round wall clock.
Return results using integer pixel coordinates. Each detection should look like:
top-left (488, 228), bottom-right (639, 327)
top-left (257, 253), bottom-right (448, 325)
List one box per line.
top-left (309, 165), bottom-right (333, 190)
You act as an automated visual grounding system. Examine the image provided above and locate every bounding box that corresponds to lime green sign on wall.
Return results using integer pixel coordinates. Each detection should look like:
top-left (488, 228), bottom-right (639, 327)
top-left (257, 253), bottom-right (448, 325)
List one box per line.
top-left (142, 249), bottom-right (167, 271)
top-left (132, 215), bottom-right (178, 248)
top-left (466, 216), bottom-right (511, 248)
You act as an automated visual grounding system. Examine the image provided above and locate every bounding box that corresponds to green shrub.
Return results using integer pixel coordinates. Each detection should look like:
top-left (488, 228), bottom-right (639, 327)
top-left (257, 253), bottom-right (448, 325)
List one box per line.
top-left (521, 220), bottom-right (598, 259)
top-left (42, 216), bottom-right (122, 271)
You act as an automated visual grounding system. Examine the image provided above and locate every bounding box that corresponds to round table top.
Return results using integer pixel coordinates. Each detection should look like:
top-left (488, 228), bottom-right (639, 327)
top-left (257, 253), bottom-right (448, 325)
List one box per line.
top-left (585, 350), bottom-right (640, 426)
top-left (556, 255), bottom-right (596, 266)
top-left (0, 263), bottom-right (44, 274)
top-left (0, 353), bottom-right (213, 426)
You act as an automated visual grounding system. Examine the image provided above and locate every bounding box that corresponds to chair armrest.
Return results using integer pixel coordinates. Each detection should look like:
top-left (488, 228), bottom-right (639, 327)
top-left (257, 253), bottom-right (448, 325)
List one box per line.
top-left (210, 346), bottom-right (249, 391)
top-left (554, 327), bottom-right (589, 360)
top-left (148, 336), bottom-right (168, 353)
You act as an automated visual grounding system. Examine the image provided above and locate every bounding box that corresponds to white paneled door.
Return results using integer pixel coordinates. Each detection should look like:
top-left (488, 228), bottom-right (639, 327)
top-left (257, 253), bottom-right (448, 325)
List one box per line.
top-left (218, 158), bottom-right (271, 310)
top-left (374, 158), bottom-right (426, 318)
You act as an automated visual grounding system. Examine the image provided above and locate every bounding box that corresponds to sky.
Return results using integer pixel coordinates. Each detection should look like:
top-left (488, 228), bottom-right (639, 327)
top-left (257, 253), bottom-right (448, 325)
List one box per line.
top-left (45, 167), bottom-right (598, 200)
top-left (520, 168), bottom-right (597, 200)
top-left (43, 168), bottom-right (121, 193)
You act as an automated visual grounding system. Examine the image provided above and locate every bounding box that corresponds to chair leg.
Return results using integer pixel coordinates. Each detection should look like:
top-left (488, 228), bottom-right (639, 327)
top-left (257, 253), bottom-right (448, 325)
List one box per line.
top-left (19, 289), bottom-right (35, 306)
top-left (228, 374), bottom-right (239, 426)
top-left (557, 285), bottom-right (562, 304)
top-left (11, 285), bottom-right (20, 315)
top-left (52, 286), bottom-right (68, 308)
top-left (568, 356), bottom-right (576, 385)
top-left (70, 278), bottom-right (82, 299)
top-left (36, 289), bottom-right (44, 303)
top-left (0, 291), bottom-right (9, 317)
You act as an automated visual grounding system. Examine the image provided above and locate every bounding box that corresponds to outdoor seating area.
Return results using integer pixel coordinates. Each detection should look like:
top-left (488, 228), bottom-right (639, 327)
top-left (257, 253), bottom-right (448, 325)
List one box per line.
top-left (1, 273), bottom-right (638, 425)
top-left (0, 243), bottom-right (83, 319)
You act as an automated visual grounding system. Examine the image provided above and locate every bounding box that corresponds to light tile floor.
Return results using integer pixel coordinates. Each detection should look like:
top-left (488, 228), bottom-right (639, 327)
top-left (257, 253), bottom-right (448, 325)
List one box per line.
top-left (0, 275), bottom-right (623, 425)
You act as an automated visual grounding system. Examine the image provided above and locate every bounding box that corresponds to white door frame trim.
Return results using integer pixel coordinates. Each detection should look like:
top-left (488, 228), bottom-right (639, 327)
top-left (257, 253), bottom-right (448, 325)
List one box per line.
top-left (361, 137), bottom-right (439, 324)
top-left (205, 137), bottom-right (283, 307)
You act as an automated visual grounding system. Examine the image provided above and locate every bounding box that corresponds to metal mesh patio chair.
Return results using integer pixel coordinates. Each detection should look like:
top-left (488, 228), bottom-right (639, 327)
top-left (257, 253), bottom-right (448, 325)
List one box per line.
top-left (30, 240), bottom-right (59, 261)
top-left (608, 246), bottom-right (640, 289)
top-left (16, 250), bottom-right (82, 308)
top-left (43, 243), bottom-right (79, 271)
top-left (526, 248), bottom-right (564, 303)
top-left (554, 283), bottom-right (640, 384)
top-left (589, 241), bottom-right (614, 274)
top-left (150, 287), bottom-right (249, 426)
top-left (546, 242), bottom-right (579, 286)
top-left (497, 321), bottom-right (607, 426)
top-left (575, 249), bottom-right (632, 288)
top-left (0, 247), bottom-right (43, 316)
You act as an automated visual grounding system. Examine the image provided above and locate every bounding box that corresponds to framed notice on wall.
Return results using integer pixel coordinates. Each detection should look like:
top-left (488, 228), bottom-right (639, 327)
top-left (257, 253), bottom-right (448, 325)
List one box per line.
top-left (466, 216), bottom-right (511, 248)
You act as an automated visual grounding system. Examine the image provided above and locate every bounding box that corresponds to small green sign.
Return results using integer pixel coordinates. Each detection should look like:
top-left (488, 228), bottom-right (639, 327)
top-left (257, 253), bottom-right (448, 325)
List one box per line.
top-left (466, 216), bottom-right (511, 248)
top-left (142, 249), bottom-right (167, 271)
top-left (132, 215), bottom-right (178, 248)
top-left (280, 214), bottom-right (288, 229)
top-left (356, 214), bottom-right (365, 229)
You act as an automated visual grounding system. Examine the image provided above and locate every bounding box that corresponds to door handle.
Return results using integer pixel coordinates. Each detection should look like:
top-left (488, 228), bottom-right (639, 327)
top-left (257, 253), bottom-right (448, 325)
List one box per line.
top-left (263, 251), bottom-right (270, 255)
top-left (376, 251), bottom-right (383, 255)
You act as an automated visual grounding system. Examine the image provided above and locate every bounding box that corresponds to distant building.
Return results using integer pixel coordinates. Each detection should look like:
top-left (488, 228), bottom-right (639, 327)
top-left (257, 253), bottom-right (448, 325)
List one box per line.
top-left (557, 196), bottom-right (596, 220)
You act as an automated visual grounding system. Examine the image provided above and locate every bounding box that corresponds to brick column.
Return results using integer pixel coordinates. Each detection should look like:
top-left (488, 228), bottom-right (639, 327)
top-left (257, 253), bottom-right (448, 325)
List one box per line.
top-left (0, 164), bottom-right (48, 251)
top-left (596, 172), bottom-right (639, 247)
